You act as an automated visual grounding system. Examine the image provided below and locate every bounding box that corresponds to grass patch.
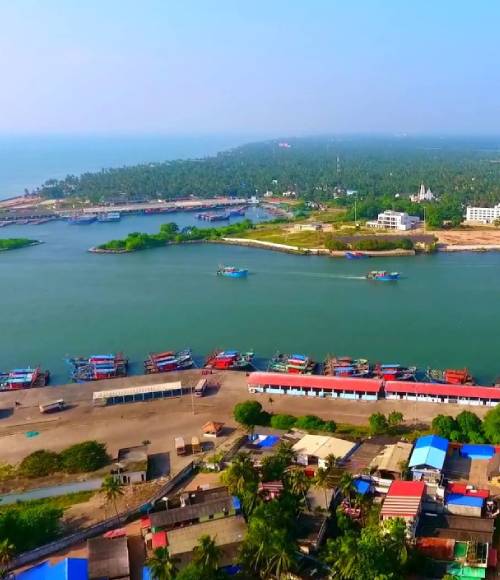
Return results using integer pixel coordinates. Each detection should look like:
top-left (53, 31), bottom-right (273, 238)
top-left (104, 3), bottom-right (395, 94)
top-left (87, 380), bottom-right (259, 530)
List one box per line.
top-left (335, 423), bottom-right (371, 438)
top-left (0, 490), bottom-right (95, 513)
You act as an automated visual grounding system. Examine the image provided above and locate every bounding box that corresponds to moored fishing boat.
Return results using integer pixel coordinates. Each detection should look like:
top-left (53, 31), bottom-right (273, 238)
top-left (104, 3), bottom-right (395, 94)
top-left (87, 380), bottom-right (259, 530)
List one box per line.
top-left (0, 367), bottom-right (50, 390)
top-left (144, 348), bottom-right (194, 374)
top-left (366, 270), bottom-right (400, 281)
top-left (323, 355), bottom-right (371, 377)
top-left (425, 368), bottom-right (474, 385)
top-left (268, 352), bottom-right (316, 374)
top-left (374, 363), bottom-right (417, 381)
top-left (217, 266), bottom-right (248, 278)
top-left (67, 353), bottom-right (128, 382)
top-left (205, 350), bottom-right (254, 371)
top-left (68, 214), bottom-right (97, 225)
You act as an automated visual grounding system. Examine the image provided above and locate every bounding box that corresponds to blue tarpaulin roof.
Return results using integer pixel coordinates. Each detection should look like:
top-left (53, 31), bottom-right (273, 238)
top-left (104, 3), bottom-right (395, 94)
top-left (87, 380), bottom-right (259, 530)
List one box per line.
top-left (232, 496), bottom-right (241, 510)
top-left (409, 435), bottom-right (449, 470)
top-left (142, 568), bottom-right (151, 580)
top-left (353, 478), bottom-right (371, 495)
top-left (446, 493), bottom-right (485, 508)
top-left (17, 559), bottom-right (88, 580)
top-left (460, 444), bottom-right (495, 459)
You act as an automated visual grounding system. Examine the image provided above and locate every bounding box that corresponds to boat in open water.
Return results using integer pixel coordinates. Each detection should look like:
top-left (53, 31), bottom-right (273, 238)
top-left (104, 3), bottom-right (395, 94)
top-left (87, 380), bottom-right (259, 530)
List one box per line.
top-left (366, 270), bottom-right (400, 281)
top-left (217, 266), bottom-right (248, 278)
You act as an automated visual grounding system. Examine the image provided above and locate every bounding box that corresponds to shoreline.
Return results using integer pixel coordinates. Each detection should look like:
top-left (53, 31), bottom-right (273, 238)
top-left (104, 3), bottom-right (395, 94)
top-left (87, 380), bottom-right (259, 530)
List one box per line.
top-left (0, 240), bottom-right (43, 252)
top-left (90, 236), bottom-right (500, 257)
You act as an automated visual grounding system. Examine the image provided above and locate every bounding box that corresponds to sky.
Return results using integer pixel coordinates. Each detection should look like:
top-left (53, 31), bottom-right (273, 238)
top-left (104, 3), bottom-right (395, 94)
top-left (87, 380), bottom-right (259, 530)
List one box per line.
top-left (0, 0), bottom-right (499, 136)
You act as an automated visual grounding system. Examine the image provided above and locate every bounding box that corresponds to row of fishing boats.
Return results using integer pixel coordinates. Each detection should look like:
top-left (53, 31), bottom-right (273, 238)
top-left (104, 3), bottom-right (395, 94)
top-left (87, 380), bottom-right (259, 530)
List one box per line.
top-left (0, 348), bottom-right (477, 390)
top-left (67, 212), bottom-right (121, 225)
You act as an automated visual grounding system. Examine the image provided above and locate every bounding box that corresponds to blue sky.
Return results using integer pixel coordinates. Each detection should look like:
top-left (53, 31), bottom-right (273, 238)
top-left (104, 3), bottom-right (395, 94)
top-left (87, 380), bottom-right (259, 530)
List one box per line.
top-left (0, 0), bottom-right (498, 135)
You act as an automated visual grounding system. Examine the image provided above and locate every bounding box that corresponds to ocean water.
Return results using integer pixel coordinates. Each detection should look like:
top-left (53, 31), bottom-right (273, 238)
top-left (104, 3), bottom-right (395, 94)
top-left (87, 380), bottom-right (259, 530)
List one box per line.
top-left (0, 134), bottom-right (250, 199)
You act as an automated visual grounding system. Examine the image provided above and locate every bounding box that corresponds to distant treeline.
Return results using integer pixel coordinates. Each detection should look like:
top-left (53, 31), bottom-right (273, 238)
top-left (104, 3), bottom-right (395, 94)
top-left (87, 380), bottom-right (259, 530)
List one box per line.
top-left (97, 219), bottom-right (254, 252)
top-left (36, 137), bottom-right (500, 212)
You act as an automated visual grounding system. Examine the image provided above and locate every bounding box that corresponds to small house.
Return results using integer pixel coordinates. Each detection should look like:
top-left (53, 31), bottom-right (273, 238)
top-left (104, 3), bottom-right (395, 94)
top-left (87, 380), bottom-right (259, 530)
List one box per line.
top-left (202, 421), bottom-right (224, 438)
top-left (380, 480), bottom-right (426, 537)
top-left (409, 435), bottom-right (449, 483)
top-left (369, 441), bottom-right (413, 480)
top-left (292, 434), bottom-right (357, 468)
top-left (112, 445), bottom-right (148, 484)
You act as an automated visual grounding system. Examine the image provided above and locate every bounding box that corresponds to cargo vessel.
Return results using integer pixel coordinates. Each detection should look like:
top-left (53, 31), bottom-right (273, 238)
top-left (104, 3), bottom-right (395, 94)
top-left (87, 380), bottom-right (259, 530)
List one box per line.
top-left (366, 271), bottom-right (400, 281)
top-left (205, 350), bottom-right (254, 371)
top-left (217, 266), bottom-right (248, 278)
top-left (68, 214), bottom-right (97, 225)
top-left (97, 212), bottom-right (121, 222)
top-left (425, 368), bottom-right (474, 385)
top-left (144, 349), bottom-right (193, 374)
top-left (374, 363), bottom-right (417, 381)
top-left (323, 355), bottom-right (371, 377)
top-left (0, 367), bottom-right (50, 390)
top-left (67, 353), bottom-right (128, 382)
top-left (268, 352), bottom-right (317, 374)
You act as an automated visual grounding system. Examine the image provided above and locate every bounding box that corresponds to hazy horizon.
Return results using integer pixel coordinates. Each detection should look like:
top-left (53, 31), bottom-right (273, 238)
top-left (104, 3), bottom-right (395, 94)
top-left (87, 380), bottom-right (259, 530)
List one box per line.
top-left (1, 1), bottom-right (499, 136)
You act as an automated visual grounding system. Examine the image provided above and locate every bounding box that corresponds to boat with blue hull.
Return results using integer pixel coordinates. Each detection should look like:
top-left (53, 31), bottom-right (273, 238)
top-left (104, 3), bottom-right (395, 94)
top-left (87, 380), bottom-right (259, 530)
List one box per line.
top-left (345, 251), bottom-right (369, 260)
top-left (366, 270), bottom-right (400, 281)
top-left (217, 266), bottom-right (248, 278)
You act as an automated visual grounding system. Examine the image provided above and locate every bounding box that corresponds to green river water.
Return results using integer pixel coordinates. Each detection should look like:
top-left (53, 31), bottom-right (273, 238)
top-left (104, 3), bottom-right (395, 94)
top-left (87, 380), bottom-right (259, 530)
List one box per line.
top-left (1, 208), bottom-right (499, 385)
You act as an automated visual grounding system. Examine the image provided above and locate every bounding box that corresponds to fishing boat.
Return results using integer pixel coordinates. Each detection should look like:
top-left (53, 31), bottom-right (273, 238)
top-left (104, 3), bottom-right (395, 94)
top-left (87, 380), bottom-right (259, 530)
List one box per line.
top-left (205, 350), bottom-right (255, 371)
top-left (0, 367), bottom-right (50, 390)
top-left (67, 353), bottom-right (128, 382)
top-left (323, 355), bottom-right (371, 377)
top-left (345, 251), bottom-right (369, 260)
top-left (366, 270), bottom-right (400, 281)
top-left (68, 214), bottom-right (97, 225)
top-left (374, 363), bottom-right (417, 381)
top-left (97, 212), bottom-right (121, 222)
top-left (217, 266), bottom-right (248, 278)
top-left (197, 212), bottom-right (230, 222)
top-left (268, 352), bottom-right (317, 375)
top-left (144, 348), bottom-right (194, 374)
top-left (426, 368), bottom-right (474, 385)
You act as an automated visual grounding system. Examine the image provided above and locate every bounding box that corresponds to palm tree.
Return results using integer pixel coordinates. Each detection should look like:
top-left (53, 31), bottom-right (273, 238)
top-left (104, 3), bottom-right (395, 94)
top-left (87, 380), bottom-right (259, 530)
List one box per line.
top-left (314, 467), bottom-right (335, 509)
top-left (0, 540), bottom-right (14, 568)
top-left (323, 453), bottom-right (338, 473)
top-left (286, 468), bottom-right (311, 505)
top-left (192, 535), bottom-right (221, 573)
top-left (339, 472), bottom-right (355, 500)
top-left (146, 547), bottom-right (177, 580)
top-left (220, 452), bottom-right (257, 497)
top-left (101, 475), bottom-right (124, 518)
top-left (325, 533), bottom-right (358, 579)
top-left (276, 441), bottom-right (296, 466)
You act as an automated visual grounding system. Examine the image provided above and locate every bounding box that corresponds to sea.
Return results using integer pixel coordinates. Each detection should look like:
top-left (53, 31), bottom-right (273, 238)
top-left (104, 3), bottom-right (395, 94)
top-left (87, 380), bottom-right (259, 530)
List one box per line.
top-left (0, 135), bottom-right (499, 386)
top-left (0, 134), bottom-right (251, 199)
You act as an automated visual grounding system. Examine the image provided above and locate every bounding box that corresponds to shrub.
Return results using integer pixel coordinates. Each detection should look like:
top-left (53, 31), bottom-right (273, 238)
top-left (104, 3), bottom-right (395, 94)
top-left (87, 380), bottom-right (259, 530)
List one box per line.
top-left (19, 450), bottom-right (61, 478)
top-left (270, 414), bottom-right (297, 430)
top-left (295, 415), bottom-right (336, 433)
top-left (0, 505), bottom-right (63, 553)
top-left (233, 401), bottom-right (266, 433)
top-left (369, 413), bottom-right (389, 435)
top-left (325, 236), bottom-right (348, 251)
top-left (60, 441), bottom-right (109, 473)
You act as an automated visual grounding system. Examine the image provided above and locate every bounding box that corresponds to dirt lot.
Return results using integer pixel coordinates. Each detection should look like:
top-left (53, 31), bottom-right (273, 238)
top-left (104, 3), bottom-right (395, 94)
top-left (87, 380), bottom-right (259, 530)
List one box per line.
top-left (0, 370), bottom-right (495, 467)
top-left (432, 227), bottom-right (500, 246)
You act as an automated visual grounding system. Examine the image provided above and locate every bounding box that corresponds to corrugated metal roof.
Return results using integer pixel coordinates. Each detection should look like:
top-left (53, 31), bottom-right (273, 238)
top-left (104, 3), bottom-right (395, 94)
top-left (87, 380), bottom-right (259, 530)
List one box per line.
top-left (385, 380), bottom-right (500, 400)
top-left (93, 382), bottom-right (182, 400)
top-left (248, 372), bottom-right (382, 393)
top-left (409, 435), bottom-right (448, 470)
top-left (387, 480), bottom-right (426, 498)
top-left (292, 434), bottom-right (357, 460)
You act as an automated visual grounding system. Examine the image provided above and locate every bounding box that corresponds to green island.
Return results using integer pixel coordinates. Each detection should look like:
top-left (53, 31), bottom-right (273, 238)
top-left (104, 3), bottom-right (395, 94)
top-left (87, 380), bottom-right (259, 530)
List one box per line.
top-left (0, 238), bottom-right (40, 252)
top-left (94, 219), bottom-right (256, 252)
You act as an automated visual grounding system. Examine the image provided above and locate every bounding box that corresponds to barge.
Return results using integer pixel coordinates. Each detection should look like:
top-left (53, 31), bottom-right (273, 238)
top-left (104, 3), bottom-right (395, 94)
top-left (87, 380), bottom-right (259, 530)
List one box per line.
top-left (144, 349), bottom-right (193, 374)
top-left (67, 353), bottom-right (128, 382)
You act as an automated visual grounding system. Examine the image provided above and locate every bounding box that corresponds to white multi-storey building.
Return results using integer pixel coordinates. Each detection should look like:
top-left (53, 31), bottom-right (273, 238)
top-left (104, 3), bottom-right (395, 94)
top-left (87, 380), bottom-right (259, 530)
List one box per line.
top-left (466, 204), bottom-right (500, 224)
top-left (366, 210), bottom-right (420, 231)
